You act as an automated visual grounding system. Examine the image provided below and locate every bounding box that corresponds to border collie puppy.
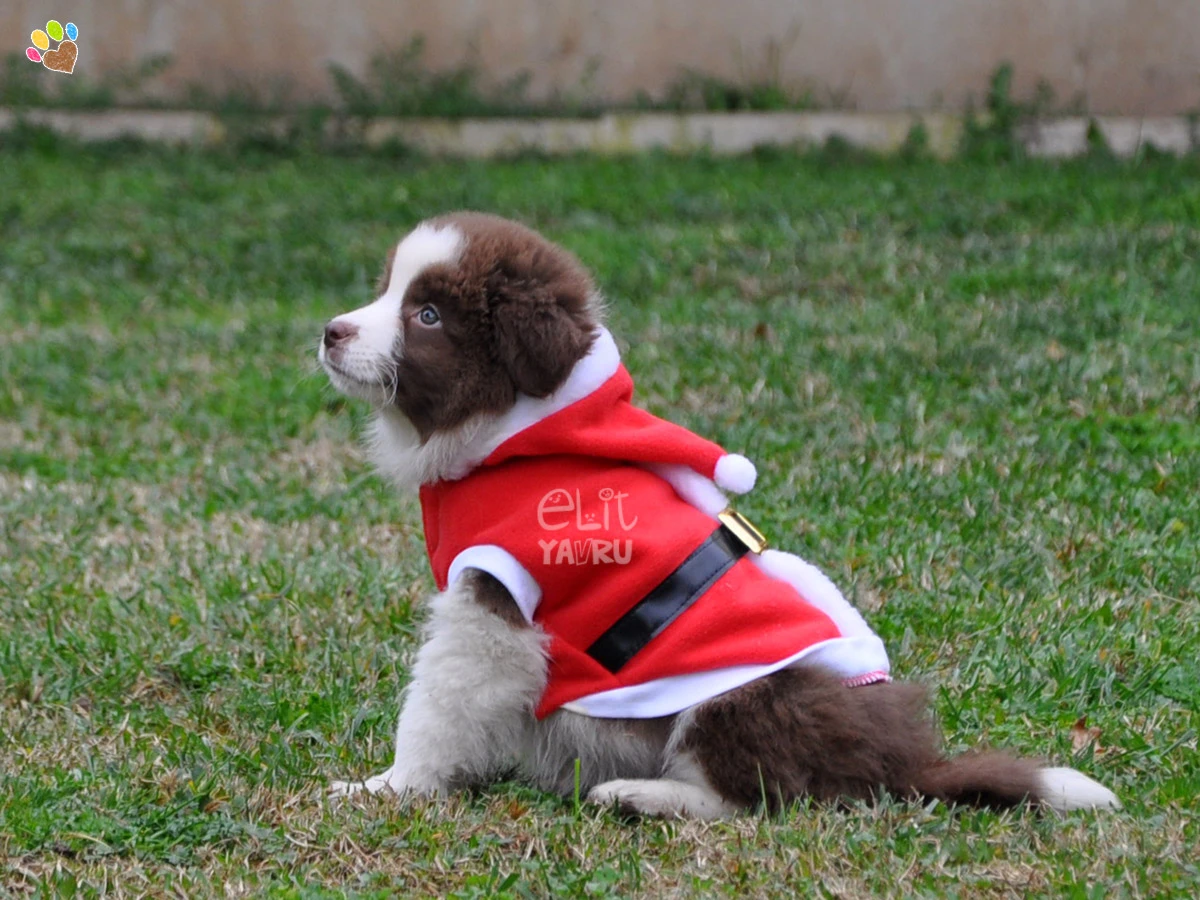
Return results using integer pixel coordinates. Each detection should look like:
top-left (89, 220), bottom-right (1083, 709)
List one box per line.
top-left (318, 211), bottom-right (1119, 818)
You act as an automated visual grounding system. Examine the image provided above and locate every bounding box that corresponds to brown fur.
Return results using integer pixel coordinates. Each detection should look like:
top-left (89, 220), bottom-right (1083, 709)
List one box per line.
top-left (683, 666), bottom-right (1041, 811)
top-left (383, 212), bottom-right (597, 438)
top-left (461, 568), bottom-right (528, 628)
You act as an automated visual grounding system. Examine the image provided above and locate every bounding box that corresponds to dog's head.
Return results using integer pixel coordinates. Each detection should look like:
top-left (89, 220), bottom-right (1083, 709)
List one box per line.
top-left (319, 212), bottom-right (599, 440)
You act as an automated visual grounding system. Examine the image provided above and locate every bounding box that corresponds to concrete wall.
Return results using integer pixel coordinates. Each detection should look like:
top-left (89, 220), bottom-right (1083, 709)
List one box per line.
top-left (6, 1), bottom-right (1199, 114)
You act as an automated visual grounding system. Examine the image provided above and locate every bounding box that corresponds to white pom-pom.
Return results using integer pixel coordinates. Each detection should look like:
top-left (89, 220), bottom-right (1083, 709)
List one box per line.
top-left (714, 454), bottom-right (756, 494)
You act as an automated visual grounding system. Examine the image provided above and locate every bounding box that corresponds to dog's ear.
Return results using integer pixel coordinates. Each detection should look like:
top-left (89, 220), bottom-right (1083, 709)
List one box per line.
top-left (492, 285), bottom-right (594, 397)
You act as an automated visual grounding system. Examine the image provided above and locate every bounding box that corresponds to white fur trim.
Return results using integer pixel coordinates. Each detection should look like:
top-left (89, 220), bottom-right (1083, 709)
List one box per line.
top-left (643, 463), bottom-right (729, 517)
top-left (713, 454), bottom-right (756, 494)
top-left (447, 545), bottom-right (542, 622)
top-left (442, 326), bottom-right (622, 480)
top-left (1037, 767), bottom-right (1121, 812)
top-left (561, 635), bottom-right (890, 719)
top-left (751, 549), bottom-right (879, 642)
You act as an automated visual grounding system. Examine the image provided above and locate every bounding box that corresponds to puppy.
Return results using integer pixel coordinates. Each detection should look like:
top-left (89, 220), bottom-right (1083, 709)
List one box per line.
top-left (318, 211), bottom-right (1119, 818)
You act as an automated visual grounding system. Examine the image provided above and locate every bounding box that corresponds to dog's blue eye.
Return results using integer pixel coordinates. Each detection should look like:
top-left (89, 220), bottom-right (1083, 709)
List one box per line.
top-left (417, 306), bottom-right (440, 326)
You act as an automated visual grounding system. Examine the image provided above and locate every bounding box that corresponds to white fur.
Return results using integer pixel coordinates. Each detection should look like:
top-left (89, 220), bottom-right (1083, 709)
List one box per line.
top-left (589, 755), bottom-right (737, 819)
top-left (1037, 766), bottom-right (1122, 813)
top-left (318, 223), bottom-right (465, 403)
top-left (367, 406), bottom-right (500, 492)
top-left (330, 577), bottom-right (549, 799)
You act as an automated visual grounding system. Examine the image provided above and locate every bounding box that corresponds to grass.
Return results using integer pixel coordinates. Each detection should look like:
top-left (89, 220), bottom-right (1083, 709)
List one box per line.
top-left (1, 138), bottom-right (1198, 897)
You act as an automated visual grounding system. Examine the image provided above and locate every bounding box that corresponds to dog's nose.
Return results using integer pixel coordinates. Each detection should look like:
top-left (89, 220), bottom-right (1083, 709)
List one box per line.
top-left (323, 320), bottom-right (359, 349)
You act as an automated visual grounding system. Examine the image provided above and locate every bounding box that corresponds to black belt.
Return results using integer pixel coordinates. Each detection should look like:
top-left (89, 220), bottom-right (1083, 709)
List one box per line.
top-left (585, 511), bottom-right (766, 674)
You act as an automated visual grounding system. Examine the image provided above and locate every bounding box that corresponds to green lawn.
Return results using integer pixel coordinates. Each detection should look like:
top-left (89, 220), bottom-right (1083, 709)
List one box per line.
top-left (1, 139), bottom-right (1198, 898)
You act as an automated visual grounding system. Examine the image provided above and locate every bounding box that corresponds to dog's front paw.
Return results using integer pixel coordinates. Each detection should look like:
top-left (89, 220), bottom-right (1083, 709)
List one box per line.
top-left (328, 768), bottom-right (446, 802)
top-left (328, 771), bottom-right (396, 799)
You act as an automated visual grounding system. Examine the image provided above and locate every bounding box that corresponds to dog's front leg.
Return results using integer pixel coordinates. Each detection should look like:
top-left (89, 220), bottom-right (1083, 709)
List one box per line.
top-left (330, 571), bottom-right (547, 800)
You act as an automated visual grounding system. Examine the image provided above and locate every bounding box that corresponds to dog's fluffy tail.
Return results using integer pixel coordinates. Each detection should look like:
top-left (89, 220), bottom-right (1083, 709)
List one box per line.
top-left (914, 750), bottom-right (1042, 810)
top-left (913, 752), bottom-right (1119, 812)
top-left (684, 667), bottom-right (1120, 814)
top-left (912, 748), bottom-right (1118, 816)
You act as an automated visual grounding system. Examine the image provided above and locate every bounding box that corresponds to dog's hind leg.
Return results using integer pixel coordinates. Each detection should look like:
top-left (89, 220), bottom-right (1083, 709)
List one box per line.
top-left (585, 711), bottom-right (740, 819)
top-left (589, 754), bottom-right (739, 819)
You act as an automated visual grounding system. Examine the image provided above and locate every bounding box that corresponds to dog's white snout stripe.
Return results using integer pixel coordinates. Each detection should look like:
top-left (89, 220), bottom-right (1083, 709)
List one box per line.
top-left (319, 223), bottom-right (465, 392)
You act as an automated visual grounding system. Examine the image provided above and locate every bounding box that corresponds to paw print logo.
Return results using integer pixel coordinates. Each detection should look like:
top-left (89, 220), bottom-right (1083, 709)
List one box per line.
top-left (26, 20), bottom-right (79, 75)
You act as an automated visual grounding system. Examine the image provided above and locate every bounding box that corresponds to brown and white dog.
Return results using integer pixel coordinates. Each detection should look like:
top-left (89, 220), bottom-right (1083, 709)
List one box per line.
top-left (318, 212), bottom-right (1119, 818)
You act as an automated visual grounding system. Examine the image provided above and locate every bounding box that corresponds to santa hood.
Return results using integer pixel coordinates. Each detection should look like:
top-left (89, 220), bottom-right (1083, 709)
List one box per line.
top-left (451, 327), bottom-right (757, 493)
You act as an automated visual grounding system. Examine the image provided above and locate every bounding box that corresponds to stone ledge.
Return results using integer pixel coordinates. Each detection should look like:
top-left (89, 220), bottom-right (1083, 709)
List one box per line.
top-left (2, 108), bottom-right (1196, 158)
top-left (1018, 117), bottom-right (1198, 157)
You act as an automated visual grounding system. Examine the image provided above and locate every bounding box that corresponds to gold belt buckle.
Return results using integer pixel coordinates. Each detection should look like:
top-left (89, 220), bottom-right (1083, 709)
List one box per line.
top-left (718, 508), bottom-right (768, 554)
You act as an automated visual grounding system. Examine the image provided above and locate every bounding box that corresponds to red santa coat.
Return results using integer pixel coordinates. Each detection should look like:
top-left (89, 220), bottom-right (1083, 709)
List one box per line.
top-left (419, 329), bottom-right (890, 719)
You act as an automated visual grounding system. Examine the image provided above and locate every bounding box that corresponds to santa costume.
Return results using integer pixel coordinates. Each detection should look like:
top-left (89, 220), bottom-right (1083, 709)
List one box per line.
top-left (420, 327), bottom-right (890, 719)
